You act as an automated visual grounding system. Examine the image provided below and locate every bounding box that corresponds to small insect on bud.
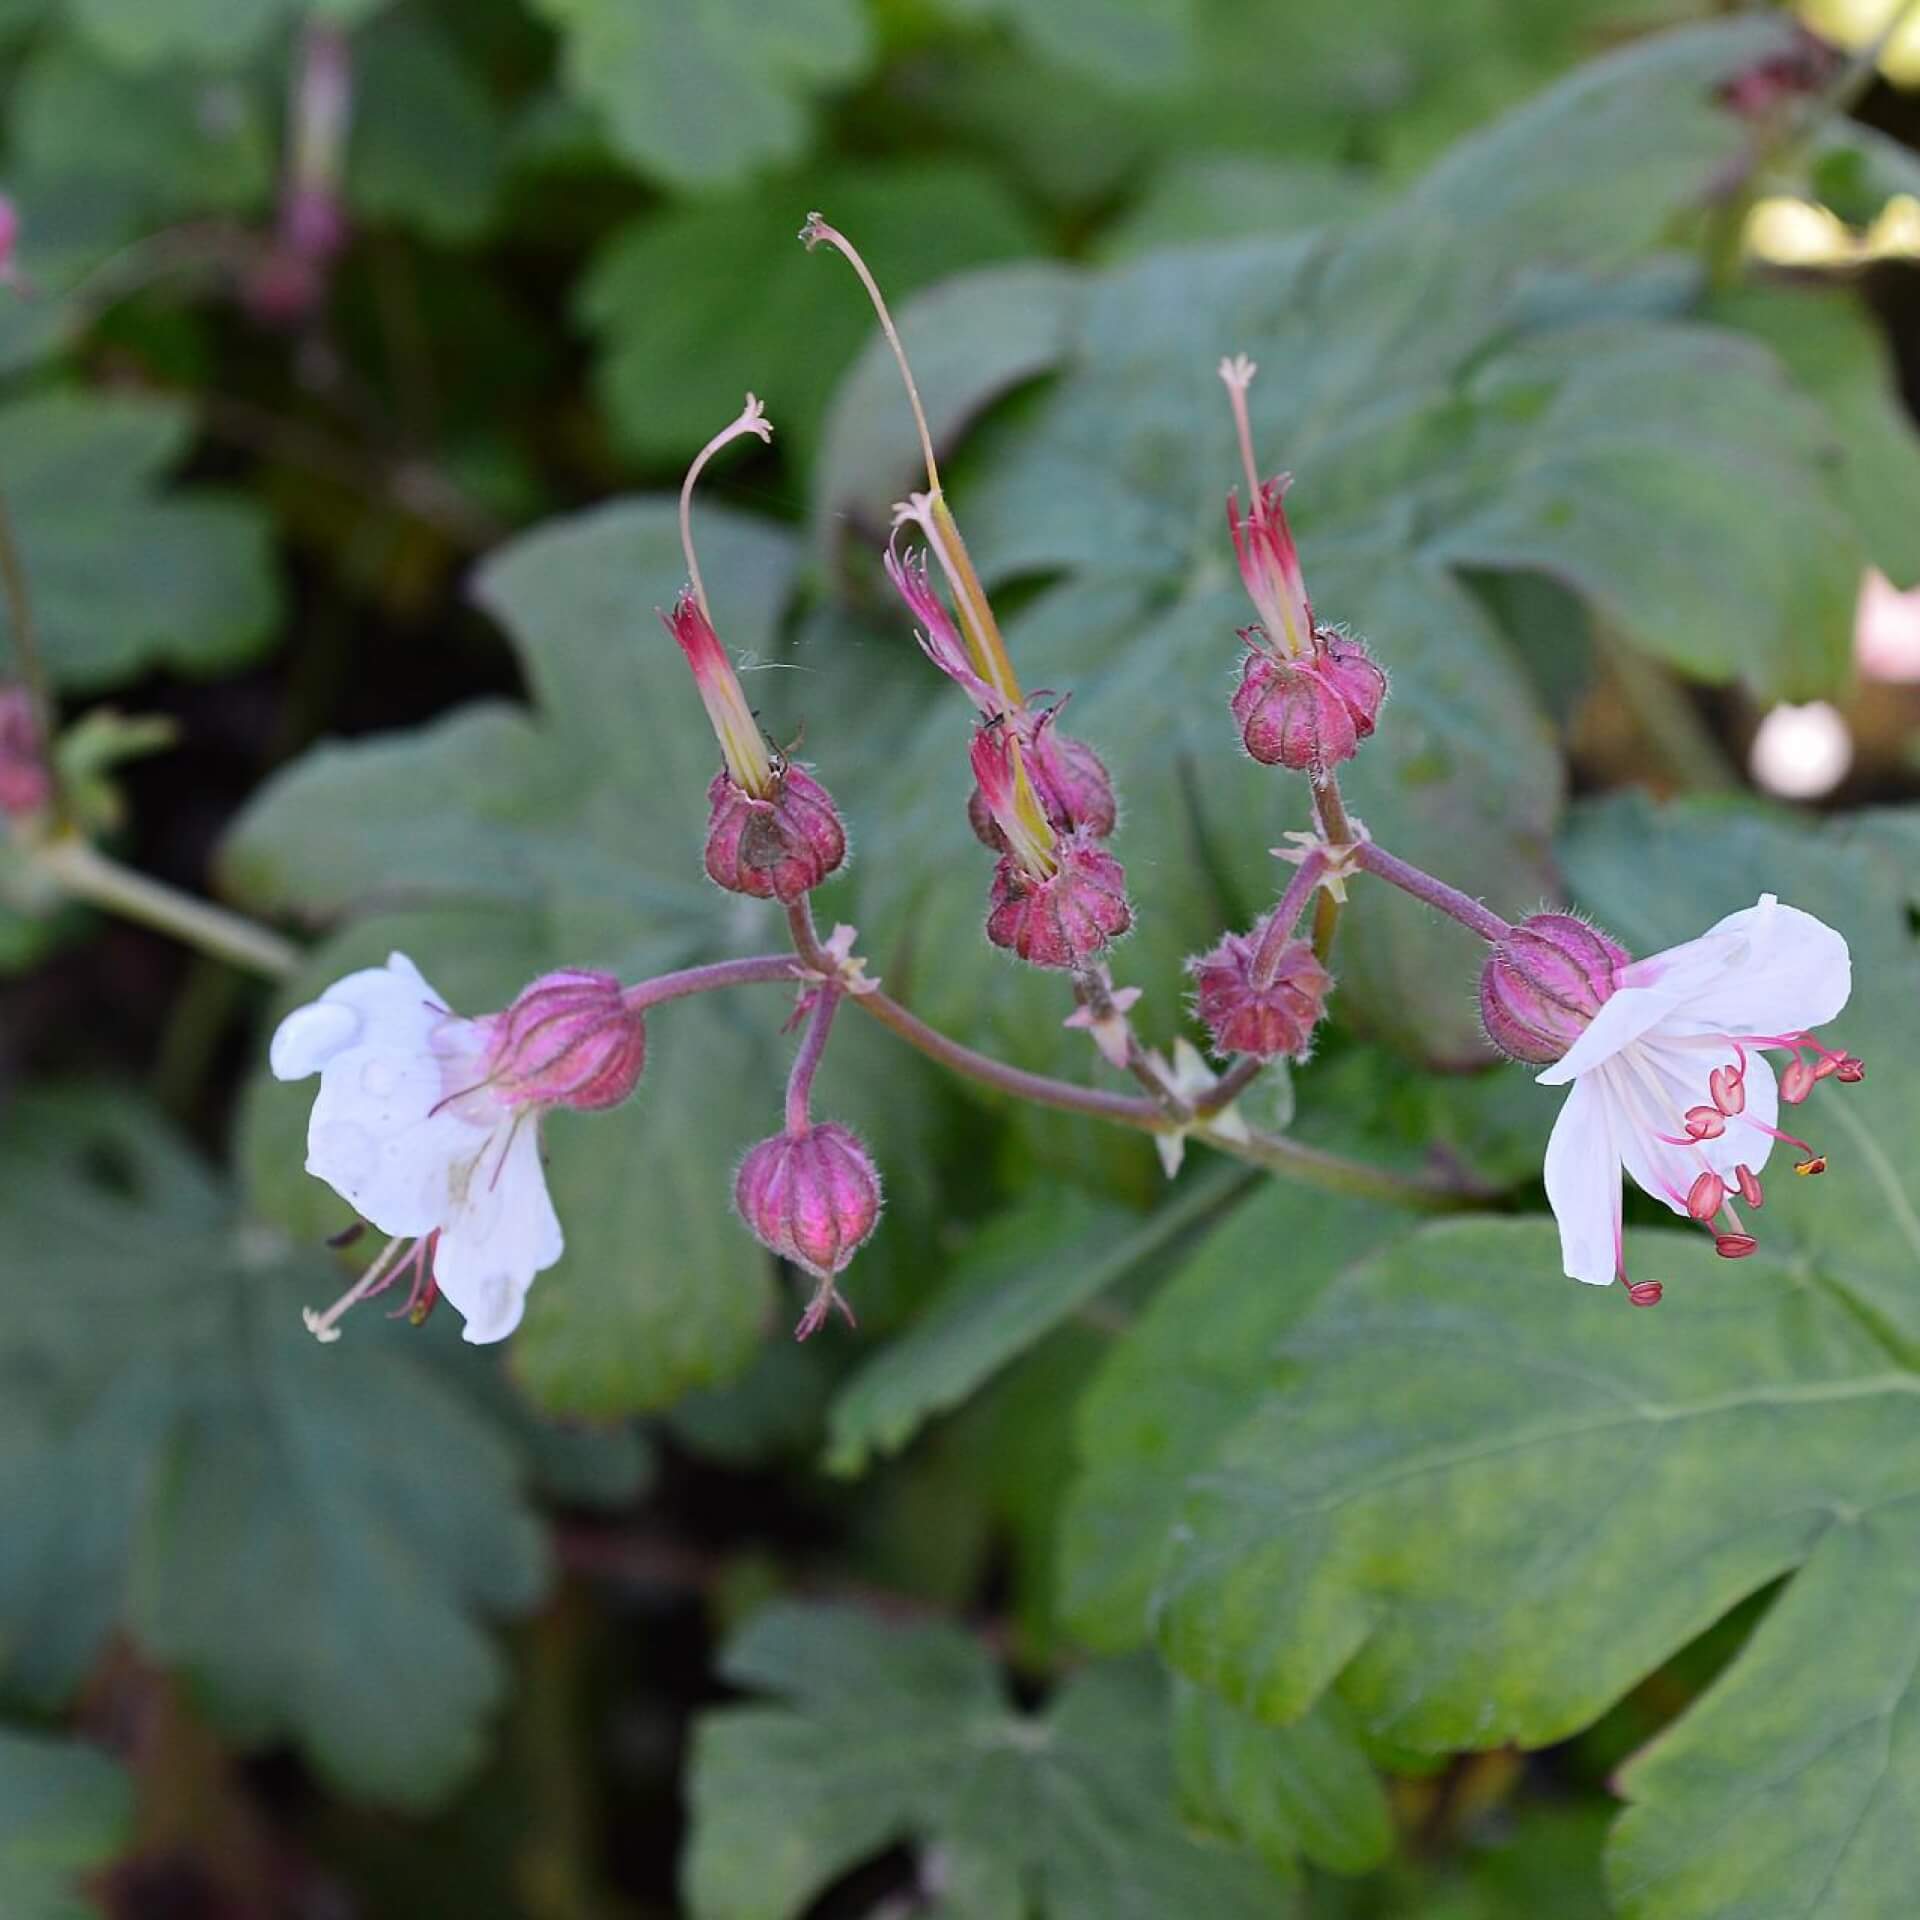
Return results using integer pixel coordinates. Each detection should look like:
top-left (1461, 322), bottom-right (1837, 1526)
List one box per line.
top-left (735, 1122), bottom-right (882, 1337)
top-left (480, 969), bottom-right (647, 1112)
top-left (701, 761), bottom-right (847, 904)
top-left (0, 685), bottom-right (51, 818)
top-left (1625, 1280), bottom-right (1664, 1307)
top-left (1478, 913), bottom-right (1630, 1067)
top-left (1189, 922), bottom-right (1332, 1061)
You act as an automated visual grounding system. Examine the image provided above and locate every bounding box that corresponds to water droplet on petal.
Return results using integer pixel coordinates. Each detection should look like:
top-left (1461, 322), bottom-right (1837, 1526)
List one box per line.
top-left (359, 1057), bottom-right (401, 1098)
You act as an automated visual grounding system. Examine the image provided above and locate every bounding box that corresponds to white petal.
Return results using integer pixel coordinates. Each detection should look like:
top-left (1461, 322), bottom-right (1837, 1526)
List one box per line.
top-left (283, 955), bottom-right (501, 1238)
top-left (432, 1121), bottom-right (564, 1345)
top-left (1543, 1074), bottom-right (1622, 1286)
top-left (1536, 984), bottom-right (1675, 1086)
top-left (1621, 895), bottom-right (1850, 1041)
top-left (271, 1001), bottom-right (360, 1081)
top-left (303, 1032), bottom-right (494, 1238)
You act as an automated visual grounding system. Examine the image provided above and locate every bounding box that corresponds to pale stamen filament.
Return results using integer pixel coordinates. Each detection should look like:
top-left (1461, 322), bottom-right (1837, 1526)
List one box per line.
top-left (1218, 354), bottom-right (1264, 507)
top-left (304, 1232), bottom-right (414, 1343)
top-left (679, 394), bottom-right (773, 620)
top-left (803, 214), bottom-right (941, 494)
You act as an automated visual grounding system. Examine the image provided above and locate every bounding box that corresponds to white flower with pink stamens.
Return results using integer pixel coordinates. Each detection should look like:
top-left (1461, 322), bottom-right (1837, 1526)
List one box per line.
top-left (270, 953), bottom-right (644, 1345)
top-left (1536, 893), bottom-right (1856, 1298)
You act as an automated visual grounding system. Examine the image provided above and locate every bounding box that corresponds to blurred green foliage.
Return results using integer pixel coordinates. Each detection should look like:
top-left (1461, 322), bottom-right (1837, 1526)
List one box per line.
top-left (5, 1), bottom-right (1920, 1916)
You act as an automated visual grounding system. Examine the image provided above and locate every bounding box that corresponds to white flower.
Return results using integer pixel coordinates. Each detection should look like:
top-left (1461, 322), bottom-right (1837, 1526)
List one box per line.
top-left (271, 952), bottom-right (563, 1344)
top-left (1539, 894), bottom-right (1852, 1290)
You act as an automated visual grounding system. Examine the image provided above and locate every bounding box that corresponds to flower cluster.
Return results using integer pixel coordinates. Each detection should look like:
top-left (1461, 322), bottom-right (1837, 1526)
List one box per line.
top-left (268, 214), bottom-right (1863, 1354)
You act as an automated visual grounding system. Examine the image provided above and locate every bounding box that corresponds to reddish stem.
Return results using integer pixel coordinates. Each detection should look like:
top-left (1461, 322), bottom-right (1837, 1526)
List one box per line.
top-left (1251, 850), bottom-right (1327, 989)
top-left (1356, 841), bottom-right (1512, 945)
top-left (622, 954), bottom-right (801, 1011)
top-left (784, 986), bottom-right (841, 1136)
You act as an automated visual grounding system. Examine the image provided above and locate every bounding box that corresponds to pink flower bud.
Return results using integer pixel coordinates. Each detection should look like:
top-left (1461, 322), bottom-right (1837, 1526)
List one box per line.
top-left (967, 717), bottom-right (1117, 847)
top-left (481, 969), bottom-right (646, 1112)
top-left (984, 831), bottom-right (1131, 970)
top-left (1230, 633), bottom-right (1385, 776)
top-left (1189, 922), bottom-right (1332, 1061)
top-left (703, 764), bottom-right (847, 903)
top-left (735, 1121), bottom-right (881, 1325)
top-left (0, 686), bottom-right (50, 818)
top-left (1478, 913), bottom-right (1630, 1066)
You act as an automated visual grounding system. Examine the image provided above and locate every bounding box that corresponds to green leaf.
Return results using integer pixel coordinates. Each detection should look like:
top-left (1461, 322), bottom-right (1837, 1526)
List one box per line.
top-left (0, 389), bottom-right (279, 691)
top-left (1706, 282), bottom-right (1920, 589)
top-left (1173, 1678), bottom-right (1391, 1881)
top-left (824, 1166), bottom-right (1246, 1476)
top-left (66, 0), bottom-right (292, 67)
top-left (0, 1730), bottom-right (133, 1920)
top-left (223, 500), bottom-right (937, 1416)
top-left (582, 161), bottom-right (1039, 470)
top-left (0, 1087), bottom-right (558, 1808)
top-left (683, 1603), bottom-right (1282, 1919)
top-left (528, 0), bottom-right (871, 189)
top-left (942, 0), bottom-right (1197, 94)
top-left (347, 11), bottom-right (507, 243)
top-left (1143, 803), bottom-right (1920, 1920)
top-left (12, 34), bottom-right (275, 217)
top-left (1100, 155), bottom-right (1384, 260)
top-left (1059, 1180), bottom-right (1417, 1653)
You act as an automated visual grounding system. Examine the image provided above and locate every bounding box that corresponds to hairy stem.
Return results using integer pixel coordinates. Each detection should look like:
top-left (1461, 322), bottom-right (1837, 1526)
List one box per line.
top-left (785, 985), bottom-right (841, 1136)
top-left (782, 902), bottom-right (1479, 1209)
top-left (1309, 774), bottom-right (1354, 962)
top-left (36, 834), bottom-right (302, 979)
top-left (1357, 840), bottom-right (1512, 945)
top-left (1252, 849), bottom-right (1327, 988)
top-left (623, 953), bottom-right (801, 1011)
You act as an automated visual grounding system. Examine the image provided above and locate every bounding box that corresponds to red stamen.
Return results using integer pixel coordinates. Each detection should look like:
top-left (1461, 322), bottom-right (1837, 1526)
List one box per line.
top-left (1709, 1064), bottom-right (1745, 1115)
top-left (1734, 1163), bottom-right (1764, 1209)
top-left (1625, 1280), bottom-right (1664, 1307)
top-left (1686, 1170), bottom-right (1726, 1222)
top-left (1714, 1233), bottom-right (1758, 1259)
top-left (1781, 1058), bottom-right (1817, 1104)
top-left (1684, 1105), bottom-right (1727, 1140)
top-left (1836, 1055), bottom-right (1866, 1083)
top-left (1795, 1155), bottom-right (1827, 1177)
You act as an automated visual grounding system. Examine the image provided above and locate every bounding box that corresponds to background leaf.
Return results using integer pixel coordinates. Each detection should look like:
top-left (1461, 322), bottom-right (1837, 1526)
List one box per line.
top-left (0, 1729), bottom-right (133, 1920)
top-left (0, 389), bottom-right (280, 690)
top-left (0, 1086), bottom-right (608, 1807)
top-left (582, 160), bottom-right (1040, 468)
top-left (528, 0), bottom-right (871, 189)
top-left (683, 1602), bottom-right (1282, 1918)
